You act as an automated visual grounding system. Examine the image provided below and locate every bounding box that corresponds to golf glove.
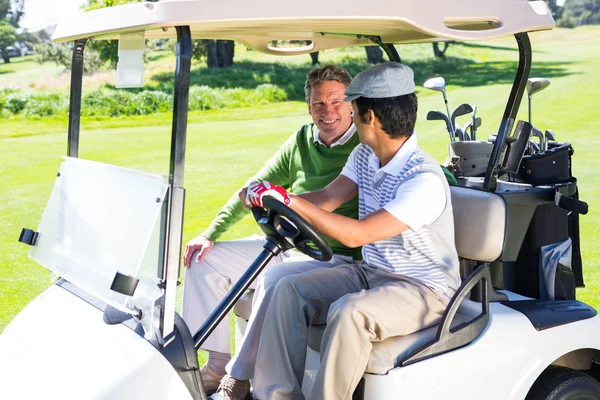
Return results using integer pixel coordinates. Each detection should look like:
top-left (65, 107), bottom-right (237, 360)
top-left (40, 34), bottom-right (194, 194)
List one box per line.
top-left (247, 181), bottom-right (292, 207)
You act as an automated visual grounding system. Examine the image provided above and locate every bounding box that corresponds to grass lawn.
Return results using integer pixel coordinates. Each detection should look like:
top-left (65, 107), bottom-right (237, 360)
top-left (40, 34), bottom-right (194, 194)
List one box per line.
top-left (1, 25), bottom-right (600, 341)
top-left (0, 56), bottom-right (66, 89)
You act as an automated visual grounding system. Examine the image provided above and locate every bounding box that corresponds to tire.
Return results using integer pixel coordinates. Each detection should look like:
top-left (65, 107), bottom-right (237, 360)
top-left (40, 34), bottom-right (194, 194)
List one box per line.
top-left (527, 366), bottom-right (600, 400)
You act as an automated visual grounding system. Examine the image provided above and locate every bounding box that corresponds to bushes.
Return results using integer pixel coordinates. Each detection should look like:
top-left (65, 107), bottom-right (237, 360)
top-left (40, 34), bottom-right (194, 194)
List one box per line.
top-left (81, 90), bottom-right (173, 116)
top-left (0, 84), bottom-right (288, 118)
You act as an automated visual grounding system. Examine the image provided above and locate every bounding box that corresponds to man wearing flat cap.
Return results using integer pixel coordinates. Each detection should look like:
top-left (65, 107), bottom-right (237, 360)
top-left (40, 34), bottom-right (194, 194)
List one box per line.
top-left (248, 62), bottom-right (460, 400)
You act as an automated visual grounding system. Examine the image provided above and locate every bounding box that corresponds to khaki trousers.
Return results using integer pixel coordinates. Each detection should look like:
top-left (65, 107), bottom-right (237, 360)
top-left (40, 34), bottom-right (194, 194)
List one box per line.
top-left (253, 263), bottom-right (448, 400)
top-left (181, 235), bottom-right (354, 379)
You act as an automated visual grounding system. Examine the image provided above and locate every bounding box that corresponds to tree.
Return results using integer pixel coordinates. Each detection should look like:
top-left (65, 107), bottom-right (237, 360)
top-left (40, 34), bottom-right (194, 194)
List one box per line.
top-left (544, 0), bottom-right (564, 21)
top-left (192, 39), bottom-right (235, 68)
top-left (0, 20), bottom-right (17, 63)
top-left (432, 42), bottom-right (453, 58)
top-left (365, 46), bottom-right (383, 63)
top-left (86, 0), bottom-right (235, 68)
top-left (560, 0), bottom-right (600, 25)
top-left (0, 0), bottom-right (25, 26)
top-left (0, 0), bottom-right (9, 21)
top-left (83, 0), bottom-right (141, 67)
top-left (34, 41), bottom-right (104, 74)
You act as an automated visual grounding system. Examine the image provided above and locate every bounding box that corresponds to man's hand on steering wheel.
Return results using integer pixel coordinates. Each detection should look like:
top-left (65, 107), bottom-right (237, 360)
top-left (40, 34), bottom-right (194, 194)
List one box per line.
top-left (247, 181), bottom-right (292, 208)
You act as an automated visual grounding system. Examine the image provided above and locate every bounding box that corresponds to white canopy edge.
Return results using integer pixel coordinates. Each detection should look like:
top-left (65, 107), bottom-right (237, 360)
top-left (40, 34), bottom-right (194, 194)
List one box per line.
top-left (53, 0), bottom-right (554, 55)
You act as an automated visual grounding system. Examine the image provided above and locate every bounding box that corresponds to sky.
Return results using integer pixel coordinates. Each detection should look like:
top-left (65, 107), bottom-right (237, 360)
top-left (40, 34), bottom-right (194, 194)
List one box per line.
top-left (20, 0), bottom-right (87, 32)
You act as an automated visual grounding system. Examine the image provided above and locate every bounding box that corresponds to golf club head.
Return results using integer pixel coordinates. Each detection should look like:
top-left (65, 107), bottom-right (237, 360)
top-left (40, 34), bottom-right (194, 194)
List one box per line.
top-left (427, 110), bottom-right (453, 141)
top-left (455, 126), bottom-right (467, 141)
top-left (526, 78), bottom-right (551, 98)
top-left (471, 105), bottom-right (478, 138)
top-left (543, 129), bottom-right (556, 151)
top-left (529, 140), bottom-right (541, 154)
top-left (462, 120), bottom-right (473, 140)
top-left (461, 127), bottom-right (470, 141)
top-left (532, 127), bottom-right (544, 146)
top-left (452, 103), bottom-right (474, 117)
top-left (451, 103), bottom-right (474, 135)
top-left (424, 77), bottom-right (446, 93)
top-left (462, 120), bottom-right (472, 131)
top-left (527, 125), bottom-right (544, 154)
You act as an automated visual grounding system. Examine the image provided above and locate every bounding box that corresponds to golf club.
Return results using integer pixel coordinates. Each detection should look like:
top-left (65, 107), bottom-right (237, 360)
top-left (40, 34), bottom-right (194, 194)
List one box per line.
top-left (531, 128), bottom-right (545, 154)
top-left (526, 78), bottom-right (551, 125)
top-left (462, 117), bottom-right (481, 141)
top-left (427, 110), bottom-right (454, 142)
top-left (471, 105), bottom-right (478, 140)
top-left (544, 129), bottom-right (556, 151)
top-left (462, 120), bottom-right (473, 140)
top-left (424, 77), bottom-right (453, 131)
top-left (455, 126), bottom-right (468, 141)
top-left (462, 117), bottom-right (481, 140)
top-left (451, 103), bottom-right (474, 140)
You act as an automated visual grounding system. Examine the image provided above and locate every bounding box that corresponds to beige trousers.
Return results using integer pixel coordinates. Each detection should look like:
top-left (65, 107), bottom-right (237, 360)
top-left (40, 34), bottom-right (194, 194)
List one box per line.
top-left (181, 235), bottom-right (354, 379)
top-left (253, 263), bottom-right (448, 400)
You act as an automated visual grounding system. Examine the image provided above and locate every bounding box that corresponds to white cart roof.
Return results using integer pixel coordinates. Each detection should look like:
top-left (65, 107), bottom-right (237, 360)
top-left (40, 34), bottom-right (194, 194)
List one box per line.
top-left (53, 0), bottom-right (554, 55)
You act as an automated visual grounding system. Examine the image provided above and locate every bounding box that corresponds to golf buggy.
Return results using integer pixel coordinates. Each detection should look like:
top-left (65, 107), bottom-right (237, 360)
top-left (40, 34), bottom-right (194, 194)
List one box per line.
top-left (1, 0), bottom-right (598, 399)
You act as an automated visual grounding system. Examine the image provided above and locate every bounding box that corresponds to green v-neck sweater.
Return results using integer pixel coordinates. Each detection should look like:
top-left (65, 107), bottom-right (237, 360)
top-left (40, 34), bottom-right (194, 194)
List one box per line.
top-left (202, 123), bottom-right (362, 259)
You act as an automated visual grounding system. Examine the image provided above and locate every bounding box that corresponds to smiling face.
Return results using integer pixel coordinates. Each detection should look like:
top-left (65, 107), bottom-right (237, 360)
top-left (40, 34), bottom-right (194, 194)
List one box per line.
top-left (307, 80), bottom-right (353, 143)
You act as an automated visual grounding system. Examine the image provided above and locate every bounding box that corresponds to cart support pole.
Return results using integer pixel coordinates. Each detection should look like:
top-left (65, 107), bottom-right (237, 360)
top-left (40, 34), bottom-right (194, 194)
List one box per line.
top-left (483, 33), bottom-right (531, 192)
top-left (160, 26), bottom-right (192, 342)
top-left (193, 241), bottom-right (281, 349)
top-left (67, 39), bottom-right (87, 158)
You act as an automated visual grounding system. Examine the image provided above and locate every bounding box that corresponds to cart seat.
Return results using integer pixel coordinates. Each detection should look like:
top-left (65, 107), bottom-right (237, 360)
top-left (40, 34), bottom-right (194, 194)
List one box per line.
top-left (234, 186), bottom-right (507, 373)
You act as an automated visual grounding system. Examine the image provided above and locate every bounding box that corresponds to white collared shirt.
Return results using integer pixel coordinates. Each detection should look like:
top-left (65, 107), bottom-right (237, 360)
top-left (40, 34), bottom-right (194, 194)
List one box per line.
top-left (313, 124), bottom-right (357, 147)
top-left (340, 133), bottom-right (450, 293)
top-left (341, 132), bottom-right (446, 231)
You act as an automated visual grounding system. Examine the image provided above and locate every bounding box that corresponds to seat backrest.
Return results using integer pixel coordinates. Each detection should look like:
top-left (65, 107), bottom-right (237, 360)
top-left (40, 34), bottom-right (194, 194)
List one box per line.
top-left (450, 186), bottom-right (506, 263)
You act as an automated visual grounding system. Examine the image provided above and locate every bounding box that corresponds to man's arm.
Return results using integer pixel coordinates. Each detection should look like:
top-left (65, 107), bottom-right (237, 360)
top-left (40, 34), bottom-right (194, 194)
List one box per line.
top-left (289, 196), bottom-right (409, 248)
top-left (298, 175), bottom-right (358, 212)
top-left (185, 132), bottom-right (296, 267)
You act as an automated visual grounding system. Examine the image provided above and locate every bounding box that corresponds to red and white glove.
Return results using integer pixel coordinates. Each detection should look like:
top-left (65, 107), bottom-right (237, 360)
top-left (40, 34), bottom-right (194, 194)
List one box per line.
top-left (246, 181), bottom-right (292, 207)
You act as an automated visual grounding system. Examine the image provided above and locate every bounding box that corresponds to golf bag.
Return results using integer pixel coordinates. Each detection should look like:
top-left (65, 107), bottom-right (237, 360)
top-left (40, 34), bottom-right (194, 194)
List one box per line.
top-left (516, 142), bottom-right (572, 185)
top-left (513, 142), bottom-right (585, 300)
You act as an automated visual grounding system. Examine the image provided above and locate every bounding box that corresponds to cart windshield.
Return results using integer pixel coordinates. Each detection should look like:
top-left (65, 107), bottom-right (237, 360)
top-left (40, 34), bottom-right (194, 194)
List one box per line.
top-left (30, 157), bottom-right (167, 333)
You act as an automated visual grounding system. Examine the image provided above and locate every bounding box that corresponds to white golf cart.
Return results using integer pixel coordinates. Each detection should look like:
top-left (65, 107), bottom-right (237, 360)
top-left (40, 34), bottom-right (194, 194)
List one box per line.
top-left (1, 0), bottom-right (598, 399)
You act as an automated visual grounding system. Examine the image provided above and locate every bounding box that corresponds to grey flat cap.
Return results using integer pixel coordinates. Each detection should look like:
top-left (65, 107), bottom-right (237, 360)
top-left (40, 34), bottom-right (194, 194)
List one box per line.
top-left (344, 62), bottom-right (415, 102)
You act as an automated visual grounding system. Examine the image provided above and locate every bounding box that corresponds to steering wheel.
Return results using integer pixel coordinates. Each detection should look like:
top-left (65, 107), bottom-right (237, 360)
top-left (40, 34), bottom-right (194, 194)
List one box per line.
top-left (251, 196), bottom-right (333, 262)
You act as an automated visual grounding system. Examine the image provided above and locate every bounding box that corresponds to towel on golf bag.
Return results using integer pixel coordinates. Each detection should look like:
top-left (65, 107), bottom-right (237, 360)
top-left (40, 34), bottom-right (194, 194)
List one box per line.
top-left (539, 238), bottom-right (575, 301)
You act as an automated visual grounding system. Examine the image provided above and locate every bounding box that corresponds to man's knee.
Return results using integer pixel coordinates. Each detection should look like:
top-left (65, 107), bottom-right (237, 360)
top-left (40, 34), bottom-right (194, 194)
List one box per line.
top-left (186, 251), bottom-right (227, 283)
top-left (271, 275), bottom-right (299, 301)
top-left (262, 265), bottom-right (295, 293)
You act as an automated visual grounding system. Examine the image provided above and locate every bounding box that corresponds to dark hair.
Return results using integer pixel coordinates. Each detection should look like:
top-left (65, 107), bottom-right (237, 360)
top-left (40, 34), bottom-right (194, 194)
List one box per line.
top-left (304, 64), bottom-right (352, 99)
top-left (355, 93), bottom-right (418, 138)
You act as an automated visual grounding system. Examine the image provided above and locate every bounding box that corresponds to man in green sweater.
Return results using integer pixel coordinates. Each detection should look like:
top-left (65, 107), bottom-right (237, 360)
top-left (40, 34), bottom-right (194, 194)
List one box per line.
top-left (181, 64), bottom-right (361, 397)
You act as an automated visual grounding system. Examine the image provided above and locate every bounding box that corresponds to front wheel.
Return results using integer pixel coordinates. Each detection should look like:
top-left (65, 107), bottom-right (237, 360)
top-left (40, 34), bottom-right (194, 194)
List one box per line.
top-left (527, 366), bottom-right (600, 400)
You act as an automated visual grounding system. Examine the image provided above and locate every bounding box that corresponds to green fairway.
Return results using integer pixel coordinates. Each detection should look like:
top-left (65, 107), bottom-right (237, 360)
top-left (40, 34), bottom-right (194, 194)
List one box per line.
top-left (0, 56), bottom-right (66, 89)
top-left (1, 26), bottom-right (600, 335)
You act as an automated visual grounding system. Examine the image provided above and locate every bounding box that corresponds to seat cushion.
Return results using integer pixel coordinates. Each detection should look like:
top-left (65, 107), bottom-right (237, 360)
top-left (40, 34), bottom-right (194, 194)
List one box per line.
top-left (238, 290), bottom-right (473, 375)
top-left (450, 186), bottom-right (506, 262)
top-left (307, 313), bottom-right (471, 375)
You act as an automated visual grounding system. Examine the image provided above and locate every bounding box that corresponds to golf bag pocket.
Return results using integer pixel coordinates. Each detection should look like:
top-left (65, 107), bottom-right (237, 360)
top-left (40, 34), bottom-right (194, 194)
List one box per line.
top-left (517, 143), bottom-right (572, 185)
top-left (539, 238), bottom-right (575, 300)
